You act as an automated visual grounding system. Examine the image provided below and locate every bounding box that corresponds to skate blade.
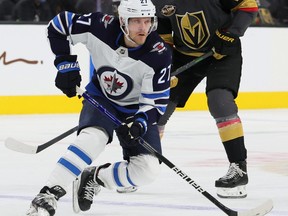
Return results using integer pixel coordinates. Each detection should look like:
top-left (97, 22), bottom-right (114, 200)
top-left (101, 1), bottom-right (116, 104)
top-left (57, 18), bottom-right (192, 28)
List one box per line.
top-left (26, 206), bottom-right (37, 216)
top-left (116, 186), bottom-right (138, 194)
top-left (72, 178), bottom-right (80, 213)
top-left (26, 207), bottom-right (50, 216)
top-left (217, 185), bottom-right (247, 198)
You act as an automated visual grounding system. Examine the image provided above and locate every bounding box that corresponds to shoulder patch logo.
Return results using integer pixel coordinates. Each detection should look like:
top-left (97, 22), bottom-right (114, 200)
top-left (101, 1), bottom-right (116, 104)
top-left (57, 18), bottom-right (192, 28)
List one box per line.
top-left (102, 15), bottom-right (114, 28)
top-left (151, 42), bottom-right (166, 53)
top-left (161, 5), bottom-right (176, 17)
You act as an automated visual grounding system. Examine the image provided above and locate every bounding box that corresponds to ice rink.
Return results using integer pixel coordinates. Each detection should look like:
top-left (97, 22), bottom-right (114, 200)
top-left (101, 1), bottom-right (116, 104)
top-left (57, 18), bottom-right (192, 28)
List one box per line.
top-left (0, 109), bottom-right (287, 216)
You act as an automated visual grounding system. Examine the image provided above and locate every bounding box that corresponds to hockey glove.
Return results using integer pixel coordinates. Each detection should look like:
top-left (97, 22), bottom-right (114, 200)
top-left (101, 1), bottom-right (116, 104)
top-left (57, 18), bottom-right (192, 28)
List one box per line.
top-left (54, 55), bottom-right (81, 97)
top-left (212, 29), bottom-right (240, 60)
top-left (116, 115), bottom-right (148, 148)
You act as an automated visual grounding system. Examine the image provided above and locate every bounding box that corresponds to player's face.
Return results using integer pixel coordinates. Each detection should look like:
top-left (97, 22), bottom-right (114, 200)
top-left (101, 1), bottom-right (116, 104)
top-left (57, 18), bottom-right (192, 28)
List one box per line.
top-left (127, 17), bottom-right (152, 46)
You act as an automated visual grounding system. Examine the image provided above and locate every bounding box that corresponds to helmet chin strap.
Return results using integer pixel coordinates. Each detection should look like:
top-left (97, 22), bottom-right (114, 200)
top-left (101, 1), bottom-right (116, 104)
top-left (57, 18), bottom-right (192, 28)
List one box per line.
top-left (124, 33), bottom-right (139, 46)
top-left (121, 25), bottom-right (139, 47)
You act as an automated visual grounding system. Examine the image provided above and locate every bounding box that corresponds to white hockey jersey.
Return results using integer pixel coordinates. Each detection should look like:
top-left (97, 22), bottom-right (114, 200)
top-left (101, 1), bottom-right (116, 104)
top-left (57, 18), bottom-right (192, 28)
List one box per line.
top-left (47, 12), bottom-right (172, 124)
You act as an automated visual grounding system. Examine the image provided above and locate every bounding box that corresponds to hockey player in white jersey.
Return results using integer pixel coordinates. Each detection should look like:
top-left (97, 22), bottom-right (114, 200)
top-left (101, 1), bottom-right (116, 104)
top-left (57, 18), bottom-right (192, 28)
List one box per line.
top-left (26, 0), bottom-right (172, 215)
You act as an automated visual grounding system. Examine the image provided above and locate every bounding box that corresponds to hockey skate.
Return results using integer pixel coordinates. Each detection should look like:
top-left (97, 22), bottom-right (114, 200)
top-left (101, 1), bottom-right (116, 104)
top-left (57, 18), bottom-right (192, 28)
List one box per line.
top-left (73, 163), bottom-right (110, 213)
top-left (215, 161), bottom-right (248, 198)
top-left (26, 185), bottom-right (66, 216)
top-left (116, 186), bottom-right (138, 193)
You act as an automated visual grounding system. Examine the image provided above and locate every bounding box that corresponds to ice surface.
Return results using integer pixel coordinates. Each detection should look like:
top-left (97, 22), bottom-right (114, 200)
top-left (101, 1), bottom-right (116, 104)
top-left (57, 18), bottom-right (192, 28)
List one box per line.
top-left (0, 109), bottom-right (287, 215)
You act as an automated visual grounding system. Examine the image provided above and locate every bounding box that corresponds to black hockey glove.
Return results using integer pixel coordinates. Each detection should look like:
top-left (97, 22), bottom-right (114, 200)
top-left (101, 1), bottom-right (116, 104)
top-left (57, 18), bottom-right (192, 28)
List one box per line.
top-left (116, 115), bottom-right (148, 148)
top-left (54, 55), bottom-right (81, 97)
top-left (212, 29), bottom-right (240, 60)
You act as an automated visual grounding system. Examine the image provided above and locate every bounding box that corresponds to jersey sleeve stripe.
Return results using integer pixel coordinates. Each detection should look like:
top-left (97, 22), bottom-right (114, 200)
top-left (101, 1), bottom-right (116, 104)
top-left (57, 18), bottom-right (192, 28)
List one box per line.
top-left (139, 104), bottom-right (167, 116)
top-left (239, 7), bottom-right (258, 12)
top-left (141, 89), bottom-right (170, 99)
top-left (51, 15), bottom-right (66, 35)
top-left (65, 12), bottom-right (74, 34)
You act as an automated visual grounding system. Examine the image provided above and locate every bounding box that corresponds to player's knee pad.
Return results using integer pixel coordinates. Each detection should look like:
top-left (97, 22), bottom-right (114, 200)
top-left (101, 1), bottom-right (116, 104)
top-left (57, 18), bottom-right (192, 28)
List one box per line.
top-left (207, 89), bottom-right (238, 118)
top-left (47, 127), bottom-right (109, 188)
top-left (127, 154), bottom-right (161, 186)
top-left (58, 127), bottom-right (108, 175)
top-left (73, 127), bottom-right (108, 160)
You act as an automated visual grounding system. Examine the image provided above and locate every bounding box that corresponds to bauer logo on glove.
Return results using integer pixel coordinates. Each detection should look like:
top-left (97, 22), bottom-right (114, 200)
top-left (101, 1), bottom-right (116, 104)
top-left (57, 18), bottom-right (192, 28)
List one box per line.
top-left (215, 30), bottom-right (235, 43)
top-left (57, 62), bottom-right (80, 72)
top-left (212, 29), bottom-right (240, 60)
top-left (54, 55), bottom-right (82, 98)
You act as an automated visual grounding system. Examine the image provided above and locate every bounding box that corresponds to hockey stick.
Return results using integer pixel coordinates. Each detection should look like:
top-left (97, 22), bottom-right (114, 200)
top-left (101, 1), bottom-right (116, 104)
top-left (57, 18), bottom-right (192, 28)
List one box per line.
top-left (5, 126), bottom-right (78, 154)
top-left (170, 50), bottom-right (213, 76)
top-left (4, 52), bottom-right (212, 155)
top-left (76, 86), bottom-right (273, 216)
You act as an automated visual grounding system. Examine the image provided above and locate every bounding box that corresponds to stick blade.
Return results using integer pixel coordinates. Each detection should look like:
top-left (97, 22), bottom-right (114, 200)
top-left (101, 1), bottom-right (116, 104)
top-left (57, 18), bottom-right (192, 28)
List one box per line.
top-left (5, 137), bottom-right (37, 154)
top-left (238, 199), bottom-right (273, 216)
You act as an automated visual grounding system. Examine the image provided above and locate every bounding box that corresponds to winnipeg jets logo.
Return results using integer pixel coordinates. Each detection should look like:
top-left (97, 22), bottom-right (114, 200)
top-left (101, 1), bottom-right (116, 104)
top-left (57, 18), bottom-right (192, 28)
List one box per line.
top-left (102, 15), bottom-right (114, 28)
top-left (97, 67), bottom-right (133, 100)
top-left (104, 72), bottom-right (124, 94)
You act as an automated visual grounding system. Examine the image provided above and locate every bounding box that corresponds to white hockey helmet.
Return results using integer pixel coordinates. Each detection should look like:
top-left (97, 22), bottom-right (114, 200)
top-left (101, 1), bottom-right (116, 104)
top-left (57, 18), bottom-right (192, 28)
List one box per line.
top-left (118, 0), bottom-right (158, 35)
